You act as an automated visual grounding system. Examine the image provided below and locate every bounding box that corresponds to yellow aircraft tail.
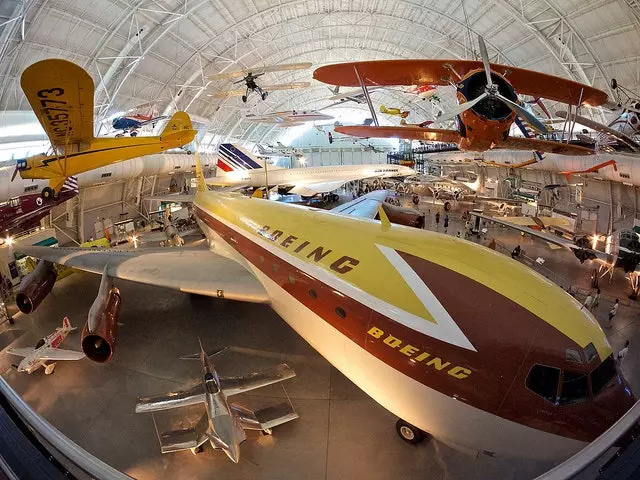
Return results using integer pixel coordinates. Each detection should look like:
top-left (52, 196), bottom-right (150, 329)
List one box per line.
top-left (161, 111), bottom-right (196, 144)
top-left (194, 150), bottom-right (207, 193)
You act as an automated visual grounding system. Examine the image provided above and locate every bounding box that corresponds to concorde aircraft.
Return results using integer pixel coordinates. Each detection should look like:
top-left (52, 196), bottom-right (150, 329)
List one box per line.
top-left (15, 151), bottom-right (635, 460)
top-left (208, 143), bottom-right (414, 197)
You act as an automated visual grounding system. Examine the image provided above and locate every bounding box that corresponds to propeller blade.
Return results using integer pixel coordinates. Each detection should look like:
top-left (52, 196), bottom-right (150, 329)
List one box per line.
top-left (438, 92), bottom-right (488, 122)
top-left (10, 166), bottom-right (18, 182)
top-left (495, 93), bottom-right (549, 134)
top-left (478, 35), bottom-right (493, 88)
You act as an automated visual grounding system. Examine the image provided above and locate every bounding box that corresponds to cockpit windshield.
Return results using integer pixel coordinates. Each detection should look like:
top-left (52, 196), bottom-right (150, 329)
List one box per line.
top-left (204, 372), bottom-right (220, 394)
top-left (590, 356), bottom-right (617, 396)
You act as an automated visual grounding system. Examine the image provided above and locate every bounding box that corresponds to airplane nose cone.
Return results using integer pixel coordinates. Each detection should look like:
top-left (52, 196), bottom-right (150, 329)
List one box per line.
top-left (226, 442), bottom-right (241, 464)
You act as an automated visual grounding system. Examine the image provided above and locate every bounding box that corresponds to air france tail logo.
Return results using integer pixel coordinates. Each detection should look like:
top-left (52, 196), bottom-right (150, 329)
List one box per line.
top-left (376, 245), bottom-right (476, 352)
top-left (217, 144), bottom-right (262, 172)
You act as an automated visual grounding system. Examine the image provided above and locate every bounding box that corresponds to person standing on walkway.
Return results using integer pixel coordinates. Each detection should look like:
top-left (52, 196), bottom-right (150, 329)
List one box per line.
top-left (435, 211), bottom-right (440, 228)
top-left (608, 299), bottom-right (619, 328)
top-left (582, 291), bottom-right (595, 311)
top-left (617, 340), bottom-right (630, 366)
top-left (443, 214), bottom-right (449, 233)
top-left (592, 288), bottom-right (601, 311)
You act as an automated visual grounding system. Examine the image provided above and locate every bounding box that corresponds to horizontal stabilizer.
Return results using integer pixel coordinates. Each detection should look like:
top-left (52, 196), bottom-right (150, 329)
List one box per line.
top-left (6, 347), bottom-right (35, 358)
top-left (156, 413), bottom-right (210, 454)
top-left (180, 346), bottom-right (227, 360)
top-left (255, 401), bottom-right (299, 430)
top-left (37, 348), bottom-right (85, 361)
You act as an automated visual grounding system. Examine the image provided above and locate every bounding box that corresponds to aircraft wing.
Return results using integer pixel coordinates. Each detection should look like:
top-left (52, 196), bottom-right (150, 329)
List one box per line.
top-left (261, 82), bottom-right (310, 92)
top-left (498, 137), bottom-right (594, 156)
top-left (330, 190), bottom-right (391, 219)
top-left (220, 363), bottom-right (296, 397)
top-left (556, 111), bottom-right (640, 152)
top-left (499, 216), bottom-right (572, 229)
top-left (313, 60), bottom-right (609, 107)
top-left (156, 413), bottom-right (210, 454)
top-left (21, 59), bottom-right (95, 147)
top-left (17, 245), bottom-right (270, 304)
top-left (233, 401), bottom-right (299, 431)
top-left (335, 125), bottom-right (461, 143)
top-left (136, 383), bottom-right (205, 413)
top-left (37, 347), bottom-right (85, 361)
top-left (6, 347), bottom-right (35, 358)
top-left (144, 194), bottom-right (195, 203)
top-left (288, 179), bottom-right (356, 197)
top-left (473, 212), bottom-right (611, 262)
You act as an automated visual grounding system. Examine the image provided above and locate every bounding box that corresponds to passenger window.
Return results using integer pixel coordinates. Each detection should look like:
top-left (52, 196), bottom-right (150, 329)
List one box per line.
top-left (559, 371), bottom-right (589, 405)
top-left (526, 365), bottom-right (560, 402)
top-left (591, 356), bottom-right (617, 396)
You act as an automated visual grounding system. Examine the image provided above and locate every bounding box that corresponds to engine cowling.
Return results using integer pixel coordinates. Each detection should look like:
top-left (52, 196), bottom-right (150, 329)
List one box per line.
top-left (81, 274), bottom-right (121, 362)
top-left (380, 202), bottom-right (425, 229)
top-left (16, 260), bottom-right (57, 314)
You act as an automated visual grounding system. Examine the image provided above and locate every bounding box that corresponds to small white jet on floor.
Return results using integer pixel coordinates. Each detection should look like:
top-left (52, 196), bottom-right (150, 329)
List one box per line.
top-left (8, 317), bottom-right (85, 374)
top-left (135, 341), bottom-right (298, 463)
top-left (211, 143), bottom-right (414, 197)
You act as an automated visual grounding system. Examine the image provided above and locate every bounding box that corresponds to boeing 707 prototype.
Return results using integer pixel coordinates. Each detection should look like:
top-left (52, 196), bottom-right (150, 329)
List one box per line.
top-left (16, 152), bottom-right (635, 460)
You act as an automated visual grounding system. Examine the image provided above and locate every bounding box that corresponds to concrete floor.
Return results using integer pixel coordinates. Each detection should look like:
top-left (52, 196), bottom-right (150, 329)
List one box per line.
top-left (1, 196), bottom-right (639, 479)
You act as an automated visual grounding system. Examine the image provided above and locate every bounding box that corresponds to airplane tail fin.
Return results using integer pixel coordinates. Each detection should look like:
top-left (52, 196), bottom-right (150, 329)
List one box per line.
top-left (380, 105), bottom-right (391, 114)
top-left (160, 111), bottom-right (196, 145)
top-left (60, 316), bottom-right (76, 331)
top-left (194, 149), bottom-right (207, 193)
top-left (217, 143), bottom-right (266, 173)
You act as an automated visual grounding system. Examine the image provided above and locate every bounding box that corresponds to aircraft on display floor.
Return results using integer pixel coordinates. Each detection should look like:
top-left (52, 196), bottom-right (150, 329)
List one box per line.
top-left (15, 59), bottom-right (196, 201)
top-left (135, 341), bottom-right (297, 462)
top-left (15, 151), bottom-right (635, 460)
top-left (8, 317), bottom-right (85, 374)
top-left (471, 211), bottom-right (640, 297)
top-left (209, 143), bottom-right (414, 197)
top-left (0, 176), bottom-right (78, 236)
top-left (256, 142), bottom-right (304, 158)
top-left (313, 35), bottom-right (605, 157)
top-left (245, 110), bottom-right (333, 127)
top-left (209, 63), bottom-right (312, 103)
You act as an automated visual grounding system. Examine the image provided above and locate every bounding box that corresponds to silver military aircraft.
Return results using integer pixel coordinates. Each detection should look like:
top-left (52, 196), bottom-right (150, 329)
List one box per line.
top-left (135, 341), bottom-right (298, 463)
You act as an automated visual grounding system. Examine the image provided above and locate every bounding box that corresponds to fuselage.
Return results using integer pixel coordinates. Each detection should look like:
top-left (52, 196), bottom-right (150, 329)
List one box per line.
top-left (0, 188), bottom-right (77, 234)
top-left (193, 188), bottom-right (634, 460)
top-left (18, 131), bottom-right (195, 182)
top-left (201, 351), bottom-right (241, 463)
top-left (209, 164), bottom-right (415, 189)
top-left (18, 328), bottom-right (70, 373)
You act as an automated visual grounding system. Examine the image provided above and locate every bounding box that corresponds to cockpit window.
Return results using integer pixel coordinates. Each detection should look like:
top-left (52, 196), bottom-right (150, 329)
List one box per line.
top-left (583, 343), bottom-right (598, 363)
top-left (565, 348), bottom-right (582, 364)
top-left (526, 365), bottom-right (560, 402)
top-left (558, 370), bottom-right (589, 405)
top-left (591, 356), bottom-right (617, 396)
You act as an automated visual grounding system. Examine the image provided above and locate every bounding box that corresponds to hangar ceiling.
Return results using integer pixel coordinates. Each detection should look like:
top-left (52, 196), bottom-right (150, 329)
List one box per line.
top-left (0, 0), bottom-right (638, 149)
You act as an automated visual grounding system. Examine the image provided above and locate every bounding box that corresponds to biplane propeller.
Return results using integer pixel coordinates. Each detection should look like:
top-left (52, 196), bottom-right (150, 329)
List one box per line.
top-left (313, 35), bottom-right (608, 157)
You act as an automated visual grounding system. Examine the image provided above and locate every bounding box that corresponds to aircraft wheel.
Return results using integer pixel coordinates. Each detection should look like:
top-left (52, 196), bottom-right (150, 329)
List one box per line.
top-left (611, 78), bottom-right (618, 90)
top-left (444, 201), bottom-right (451, 211)
top-left (115, 133), bottom-right (124, 138)
top-left (395, 419), bottom-right (427, 444)
top-left (241, 95), bottom-right (247, 103)
top-left (130, 131), bottom-right (138, 137)
top-left (412, 195), bottom-right (419, 205)
top-left (262, 92), bottom-right (268, 100)
top-left (41, 187), bottom-right (55, 202)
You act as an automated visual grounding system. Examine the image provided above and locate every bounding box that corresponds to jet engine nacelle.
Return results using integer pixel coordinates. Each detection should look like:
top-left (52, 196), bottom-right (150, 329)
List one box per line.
top-left (81, 273), bottom-right (121, 362)
top-left (16, 260), bottom-right (57, 314)
top-left (380, 202), bottom-right (425, 229)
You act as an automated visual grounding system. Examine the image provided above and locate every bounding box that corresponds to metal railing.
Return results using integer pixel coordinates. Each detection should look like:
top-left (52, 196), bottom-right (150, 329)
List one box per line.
top-left (0, 376), bottom-right (132, 480)
top-left (535, 399), bottom-right (640, 479)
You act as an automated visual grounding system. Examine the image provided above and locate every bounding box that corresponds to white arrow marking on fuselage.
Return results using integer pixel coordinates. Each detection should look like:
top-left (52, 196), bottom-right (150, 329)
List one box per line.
top-left (376, 244), bottom-right (476, 352)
